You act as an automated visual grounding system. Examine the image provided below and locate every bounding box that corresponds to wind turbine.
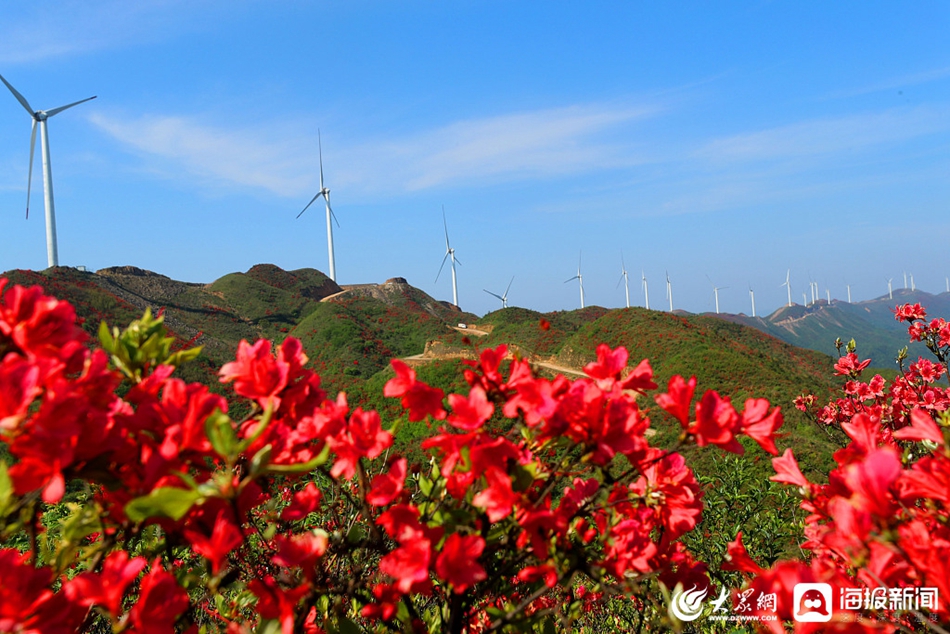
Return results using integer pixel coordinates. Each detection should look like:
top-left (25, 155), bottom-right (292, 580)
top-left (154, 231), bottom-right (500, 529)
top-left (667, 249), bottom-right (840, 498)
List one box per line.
top-left (780, 270), bottom-right (792, 306)
top-left (826, 289), bottom-right (831, 303)
top-left (887, 278), bottom-right (893, 300)
top-left (564, 253), bottom-right (585, 309)
top-left (845, 281), bottom-right (852, 304)
top-left (749, 286), bottom-right (756, 318)
top-left (642, 271), bottom-right (650, 310)
top-left (707, 276), bottom-right (727, 314)
top-left (946, 276), bottom-right (949, 293)
top-left (483, 276), bottom-right (513, 309)
top-left (665, 271), bottom-right (673, 312)
top-left (435, 206), bottom-right (460, 307)
top-left (617, 252), bottom-right (630, 308)
top-left (910, 273), bottom-right (915, 291)
top-left (297, 130), bottom-right (339, 281)
top-left (903, 272), bottom-right (908, 289)
top-left (1, 73), bottom-right (96, 268)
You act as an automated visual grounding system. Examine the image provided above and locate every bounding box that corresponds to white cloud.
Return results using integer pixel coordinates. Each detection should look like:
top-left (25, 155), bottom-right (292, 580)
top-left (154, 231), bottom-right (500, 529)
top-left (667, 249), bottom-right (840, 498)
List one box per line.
top-left (89, 112), bottom-right (311, 196)
top-left (0, 0), bottom-right (215, 65)
top-left (696, 105), bottom-right (950, 164)
top-left (90, 102), bottom-right (658, 199)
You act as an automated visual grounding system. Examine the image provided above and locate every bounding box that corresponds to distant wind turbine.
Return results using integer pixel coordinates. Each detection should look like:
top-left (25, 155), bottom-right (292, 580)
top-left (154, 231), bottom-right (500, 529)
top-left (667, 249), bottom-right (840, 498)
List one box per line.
top-left (826, 289), bottom-right (831, 303)
top-left (803, 290), bottom-right (807, 305)
top-left (780, 270), bottom-right (792, 306)
top-left (749, 286), bottom-right (756, 318)
top-left (707, 276), bottom-right (727, 314)
top-left (910, 273), bottom-right (915, 291)
top-left (845, 281), bottom-right (852, 304)
top-left (297, 130), bottom-right (339, 281)
top-left (642, 271), bottom-right (650, 310)
top-left (903, 272), bottom-right (908, 290)
top-left (1, 73), bottom-right (96, 268)
top-left (887, 278), bottom-right (893, 300)
top-left (618, 252), bottom-right (630, 308)
top-left (435, 206), bottom-right (461, 306)
top-left (564, 253), bottom-right (585, 309)
top-left (665, 271), bottom-right (673, 312)
top-left (946, 276), bottom-right (949, 293)
top-left (484, 276), bottom-right (514, 309)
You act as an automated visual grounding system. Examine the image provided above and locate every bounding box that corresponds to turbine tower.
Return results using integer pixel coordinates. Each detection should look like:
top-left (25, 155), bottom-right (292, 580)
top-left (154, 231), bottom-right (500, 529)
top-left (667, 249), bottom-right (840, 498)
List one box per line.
top-left (297, 130), bottom-right (339, 281)
top-left (749, 287), bottom-right (756, 318)
top-left (887, 278), bottom-right (893, 300)
top-left (642, 271), bottom-right (650, 310)
top-left (665, 271), bottom-right (673, 312)
top-left (1, 73), bottom-right (96, 268)
top-left (708, 276), bottom-right (727, 314)
top-left (435, 206), bottom-right (460, 307)
top-left (564, 253), bottom-right (585, 309)
top-left (618, 252), bottom-right (630, 308)
top-left (483, 276), bottom-right (513, 309)
top-left (781, 270), bottom-right (792, 306)
top-left (826, 289), bottom-right (830, 303)
top-left (903, 271), bottom-right (908, 289)
top-left (910, 273), bottom-right (915, 291)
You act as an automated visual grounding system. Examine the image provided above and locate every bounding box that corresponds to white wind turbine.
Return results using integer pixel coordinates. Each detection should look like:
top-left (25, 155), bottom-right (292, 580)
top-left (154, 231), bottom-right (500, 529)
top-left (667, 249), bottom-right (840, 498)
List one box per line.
top-left (665, 271), bottom-right (673, 312)
top-left (780, 270), bottom-right (792, 306)
top-left (826, 289), bottom-right (831, 303)
top-left (1, 73), bottom-right (96, 268)
top-left (642, 271), bottom-right (650, 310)
top-left (887, 278), bottom-right (893, 300)
top-left (749, 287), bottom-right (757, 318)
top-left (903, 271), bottom-right (908, 289)
top-left (564, 253), bottom-right (585, 309)
top-left (910, 273), bottom-right (915, 291)
top-left (297, 130), bottom-right (339, 281)
top-left (435, 206), bottom-right (460, 307)
top-left (617, 252), bottom-right (630, 308)
top-left (484, 276), bottom-right (513, 309)
top-left (708, 276), bottom-right (727, 314)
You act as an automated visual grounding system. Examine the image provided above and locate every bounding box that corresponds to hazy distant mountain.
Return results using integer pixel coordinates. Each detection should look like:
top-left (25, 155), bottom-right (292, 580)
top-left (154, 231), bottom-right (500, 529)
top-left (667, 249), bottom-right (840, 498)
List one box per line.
top-left (714, 289), bottom-right (950, 370)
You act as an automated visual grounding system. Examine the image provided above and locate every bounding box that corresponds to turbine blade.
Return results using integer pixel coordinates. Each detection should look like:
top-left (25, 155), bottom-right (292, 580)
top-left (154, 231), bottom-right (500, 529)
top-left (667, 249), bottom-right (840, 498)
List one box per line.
top-left (44, 95), bottom-right (97, 117)
top-left (318, 129), bottom-right (325, 190)
top-left (0, 73), bottom-right (35, 115)
top-left (442, 205), bottom-right (450, 249)
top-left (326, 195), bottom-right (340, 227)
top-left (504, 276), bottom-right (514, 297)
top-left (564, 275), bottom-right (578, 284)
top-left (26, 120), bottom-right (36, 219)
top-left (296, 191), bottom-right (324, 219)
top-left (453, 256), bottom-right (462, 267)
top-left (435, 252), bottom-right (449, 283)
top-left (484, 289), bottom-right (504, 301)
top-left (617, 274), bottom-right (625, 289)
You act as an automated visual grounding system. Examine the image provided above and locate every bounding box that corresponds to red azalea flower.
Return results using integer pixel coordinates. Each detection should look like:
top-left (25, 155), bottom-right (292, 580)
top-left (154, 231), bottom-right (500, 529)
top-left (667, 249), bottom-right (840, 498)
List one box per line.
top-left (367, 458), bottom-right (408, 506)
top-left (447, 386), bottom-right (494, 431)
top-left (655, 375), bottom-right (696, 427)
top-left (435, 534), bottom-right (486, 593)
top-left (219, 339), bottom-right (289, 408)
top-left (128, 560), bottom-right (189, 634)
top-left (185, 510), bottom-right (243, 575)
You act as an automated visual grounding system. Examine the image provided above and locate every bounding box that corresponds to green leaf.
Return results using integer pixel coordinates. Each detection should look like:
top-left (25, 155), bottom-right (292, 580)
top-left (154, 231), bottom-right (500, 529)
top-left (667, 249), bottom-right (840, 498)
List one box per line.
top-left (205, 409), bottom-right (238, 460)
top-left (249, 444), bottom-right (273, 479)
top-left (125, 486), bottom-right (202, 522)
top-left (0, 461), bottom-right (11, 517)
top-left (333, 616), bottom-right (362, 634)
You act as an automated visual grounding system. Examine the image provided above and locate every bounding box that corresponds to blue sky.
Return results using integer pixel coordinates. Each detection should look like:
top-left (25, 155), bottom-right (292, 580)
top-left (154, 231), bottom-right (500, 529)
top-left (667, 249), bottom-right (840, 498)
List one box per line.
top-left (1, 2), bottom-right (949, 317)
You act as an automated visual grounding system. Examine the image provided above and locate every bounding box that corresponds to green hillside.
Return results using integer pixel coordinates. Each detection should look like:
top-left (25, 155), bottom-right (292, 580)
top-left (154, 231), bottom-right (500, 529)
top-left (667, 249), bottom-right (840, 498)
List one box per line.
top-left (2, 265), bottom-right (847, 477)
top-left (477, 306), bottom-right (841, 476)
